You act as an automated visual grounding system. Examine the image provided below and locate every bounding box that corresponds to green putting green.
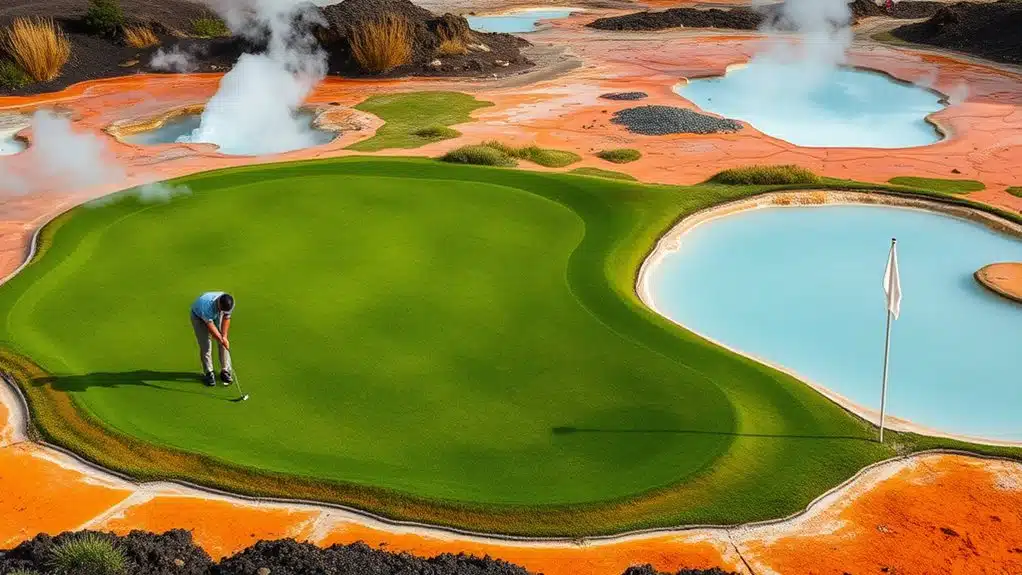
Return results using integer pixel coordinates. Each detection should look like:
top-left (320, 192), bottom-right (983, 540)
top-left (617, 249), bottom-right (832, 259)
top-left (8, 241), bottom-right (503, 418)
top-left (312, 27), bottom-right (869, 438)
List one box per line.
top-left (2, 158), bottom-right (1015, 535)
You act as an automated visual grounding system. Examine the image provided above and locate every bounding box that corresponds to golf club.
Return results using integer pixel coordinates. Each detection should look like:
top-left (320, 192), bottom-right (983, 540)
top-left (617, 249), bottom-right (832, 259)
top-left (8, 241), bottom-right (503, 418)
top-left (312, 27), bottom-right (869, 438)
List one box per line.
top-left (231, 363), bottom-right (249, 402)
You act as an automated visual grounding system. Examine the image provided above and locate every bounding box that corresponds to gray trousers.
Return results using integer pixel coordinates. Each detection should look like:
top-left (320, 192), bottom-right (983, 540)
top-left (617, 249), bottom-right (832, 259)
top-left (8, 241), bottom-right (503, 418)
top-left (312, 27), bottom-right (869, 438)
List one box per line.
top-left (190, 313), bottom-right (232, 373)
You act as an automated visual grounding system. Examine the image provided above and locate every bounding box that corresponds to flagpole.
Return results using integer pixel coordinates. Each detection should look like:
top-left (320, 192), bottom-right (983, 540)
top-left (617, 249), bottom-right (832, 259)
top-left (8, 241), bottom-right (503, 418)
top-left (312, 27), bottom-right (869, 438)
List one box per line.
top-left (879, 237), bottom-right (896, 443)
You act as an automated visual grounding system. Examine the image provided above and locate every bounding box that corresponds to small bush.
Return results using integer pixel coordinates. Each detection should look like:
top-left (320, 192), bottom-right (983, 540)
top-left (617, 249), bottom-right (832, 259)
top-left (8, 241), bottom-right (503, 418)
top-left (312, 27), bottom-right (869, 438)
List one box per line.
top-left (350, 14), bottom-right (412, 73)
top-left (436, 29), bottom-right (468, 56)
top-left (122, 24), bottom-right (158, 48)
top-left (0, 58), bottom-right (31, 89)
top-left (440, 145), bottom-right (517, 167)
top-left (709, 165), bottom-right (821, 186)
top-left (47, 533), bottom-right (127, 575)
top-left (1007, 186), bottom-right (1022, 198)
top-left (480, 140), bottom-right (581, 168)
top-left (596, 148), bottom-right (641, 164)
top-left (83, 0), bottom-right (125, 37)
top-left (191, 16), bottom-right (229, 38)
top-left (570, 167), bottom-right (637, 181)
top-left (1, 17), bottom-right (71, 82)
top-left (413, 125), bottom-right (459, 139)
top-left (888, 176), bottom-right (985, 194)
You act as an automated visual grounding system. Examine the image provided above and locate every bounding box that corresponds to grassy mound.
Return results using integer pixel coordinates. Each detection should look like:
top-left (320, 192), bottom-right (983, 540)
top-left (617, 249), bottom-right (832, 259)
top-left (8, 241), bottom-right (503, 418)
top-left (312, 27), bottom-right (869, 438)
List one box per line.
top-left (888, 176), bottom-right (985, 194)
top-left (439, 144), bottom-right (517, 166)
top-left (570, 167), bottom-right (638, 181)
top-left (1007, 186), bottom-right (1022, 198)
top-left (709, 165), bottom-right (821, 186)
top-left (349, 91), bottom-right (492, 152)
top-left (2, 157), bottom-right (1017, 536)
top-left (596, 148), bottom-right (642, 164)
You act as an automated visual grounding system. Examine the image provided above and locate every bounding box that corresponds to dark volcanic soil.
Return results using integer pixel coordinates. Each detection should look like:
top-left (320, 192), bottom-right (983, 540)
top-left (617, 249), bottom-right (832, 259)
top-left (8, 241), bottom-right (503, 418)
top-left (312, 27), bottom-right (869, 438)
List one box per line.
top-left (0, 529), bottom-right (738, 575)
top-left (0, 0), bottom-right (531, 96)
top-left (891, 0), bottom-right (1022, 65)
top-left (587, 0), bottom-right (944, 32)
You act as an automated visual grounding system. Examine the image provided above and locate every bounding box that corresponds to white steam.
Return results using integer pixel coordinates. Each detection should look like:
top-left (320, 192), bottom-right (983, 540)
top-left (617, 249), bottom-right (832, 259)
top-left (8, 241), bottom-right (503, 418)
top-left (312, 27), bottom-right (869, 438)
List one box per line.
top-left (0, 111), bottom-right (190, 203)
top-left (150, 46), bottom-right (199, 73)
top-left (178, 0), bottom-right (330, 155)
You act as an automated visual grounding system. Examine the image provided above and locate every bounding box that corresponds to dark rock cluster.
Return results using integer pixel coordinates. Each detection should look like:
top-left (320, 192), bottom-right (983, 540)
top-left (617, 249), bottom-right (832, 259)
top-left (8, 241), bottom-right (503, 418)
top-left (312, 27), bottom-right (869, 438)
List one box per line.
top-left (891, 0), bottom-right (1022, 65)
top-left (600, 92), bottom-right (648, 101)
top-left (610, 106), bottom-right (742, 136)
top-left (0, 530), bottom-right (739, 575)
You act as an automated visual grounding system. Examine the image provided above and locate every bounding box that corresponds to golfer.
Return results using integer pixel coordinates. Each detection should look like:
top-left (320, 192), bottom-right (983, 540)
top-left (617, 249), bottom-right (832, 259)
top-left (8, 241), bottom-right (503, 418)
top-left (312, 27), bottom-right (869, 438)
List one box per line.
top-left (190, 291), bottom-right (234, 386)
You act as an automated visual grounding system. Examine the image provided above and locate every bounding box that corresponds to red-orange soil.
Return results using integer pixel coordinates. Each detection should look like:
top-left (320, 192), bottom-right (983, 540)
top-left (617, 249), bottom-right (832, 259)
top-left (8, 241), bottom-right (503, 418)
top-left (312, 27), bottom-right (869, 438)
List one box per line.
top-left (975, 262), bottom-right (1022, 303)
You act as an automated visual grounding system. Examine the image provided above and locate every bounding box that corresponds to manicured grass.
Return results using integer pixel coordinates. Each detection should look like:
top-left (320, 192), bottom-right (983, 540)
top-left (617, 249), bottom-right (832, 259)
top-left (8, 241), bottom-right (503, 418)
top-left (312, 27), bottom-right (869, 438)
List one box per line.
top-left (596, 148), bottom-right (642, 164)
top-left (2, 157), bottom-right (1018, 536)
top-left (1006, 186), bottom-right (1022, 198)
top-left (570, 167), bottom-right (637, 181)
top-left (709, 165), bottom-right (821, 186)
top-left (888, 176), bottom-right (985, 194)
top-left (349, 92), bottom-right (491, 152)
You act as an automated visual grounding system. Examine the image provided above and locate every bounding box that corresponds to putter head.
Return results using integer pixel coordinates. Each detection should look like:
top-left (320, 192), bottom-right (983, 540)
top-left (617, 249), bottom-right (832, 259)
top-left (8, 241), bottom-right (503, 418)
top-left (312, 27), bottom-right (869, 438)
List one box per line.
top-left (231, 394), bottom-right (250, 402)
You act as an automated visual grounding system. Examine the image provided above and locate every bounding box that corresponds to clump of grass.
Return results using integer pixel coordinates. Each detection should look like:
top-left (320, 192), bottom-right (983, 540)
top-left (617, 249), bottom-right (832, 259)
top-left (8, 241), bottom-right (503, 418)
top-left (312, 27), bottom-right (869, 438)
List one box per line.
top-left (888, 176), bottom-right (985, 194)
top-left (413, 125), bottom-right (459, 139)
top-left (122, 24), bottom-right (158, 48)
top-left (436, 29), bottom-right (468, 56)
top-left (350, 14), bottom-right (412, 73)
top-left (481, 140), bottom-right (581, 168)
top-left (0, 58), bottom-right (32, 89)
top-left (1007, 186), bottom-right (1022, 198)
top-left (47, 533), bottom-right (127, 575)
top-left (191, 16), bottom-right (229, 38)
top-left (1, 17), bottom-right (71, 82)
top-left (595, 148), bottom-right (641, 164)
top-left (440, 145), bottom-right (518, 167)
top-left (709, 165), bottom-right (821, 186)
top-left (570, 167), bottom-right (637, 181)
top-left (83, 0), bottom-right (125, 37)
top-left (6, 569), bottom-right (41, 575)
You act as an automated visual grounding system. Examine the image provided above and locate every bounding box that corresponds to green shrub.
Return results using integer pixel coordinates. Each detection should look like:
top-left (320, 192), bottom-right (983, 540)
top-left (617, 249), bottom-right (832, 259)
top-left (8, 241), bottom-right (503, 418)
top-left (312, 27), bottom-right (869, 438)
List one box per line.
top-left (1007, 186), bottom-right (1022, 198)
top-left (440, 145), bottom-right (517, 167)
top-left (47, 533), bottom-right (127, 575)
top-left (0, 59), bottom-right (31, 89)
top-left (888, 176), bottom-right (985, 194)
top-left (6, 569), bottom-right (41, 575)
top-left (595, 148), bottom-right (641, 164)
top-left (412, 125), bottom-right (459, 140)
top-left (709, 165), bottom-right (821, 186)
top-left (570, 167), bottom-right (637, 181)
top-left (480, 140), bottom-right (581, 168)
top-left (83, 0), bottom-right (124, 37)
top-left (190, 16), bottom-right (229, 38)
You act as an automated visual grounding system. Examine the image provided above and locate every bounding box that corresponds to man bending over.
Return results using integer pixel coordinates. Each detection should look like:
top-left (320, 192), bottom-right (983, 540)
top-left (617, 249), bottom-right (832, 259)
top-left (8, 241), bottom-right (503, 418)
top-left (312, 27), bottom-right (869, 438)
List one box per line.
top-left (190, 291), bottom-right (234, 386)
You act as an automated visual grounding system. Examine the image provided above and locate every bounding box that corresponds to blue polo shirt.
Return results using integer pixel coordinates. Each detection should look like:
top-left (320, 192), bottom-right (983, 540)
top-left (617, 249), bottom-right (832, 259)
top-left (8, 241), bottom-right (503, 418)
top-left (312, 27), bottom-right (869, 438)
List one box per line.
top-left (191, 291), bottom-right (232, 322)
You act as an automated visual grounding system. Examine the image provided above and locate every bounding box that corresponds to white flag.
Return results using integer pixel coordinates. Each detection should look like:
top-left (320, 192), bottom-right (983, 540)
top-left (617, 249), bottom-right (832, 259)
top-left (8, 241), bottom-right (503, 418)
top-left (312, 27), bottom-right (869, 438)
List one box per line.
top-left (883, 240), bottom-right (901, 319)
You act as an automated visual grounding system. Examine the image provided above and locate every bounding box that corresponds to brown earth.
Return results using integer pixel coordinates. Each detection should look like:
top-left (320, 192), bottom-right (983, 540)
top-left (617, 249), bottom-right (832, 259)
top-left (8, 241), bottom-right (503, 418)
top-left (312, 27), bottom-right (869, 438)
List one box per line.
top-left (975, 262), bottom-right (1022, 303)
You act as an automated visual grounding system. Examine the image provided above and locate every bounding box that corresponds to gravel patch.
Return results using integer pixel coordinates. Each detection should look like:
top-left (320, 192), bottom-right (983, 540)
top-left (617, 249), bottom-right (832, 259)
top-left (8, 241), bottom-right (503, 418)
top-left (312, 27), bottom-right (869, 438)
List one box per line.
top-left (611, 106), bottom-right (742, 136)
top-left (600, 92), bottom-right (648, 101)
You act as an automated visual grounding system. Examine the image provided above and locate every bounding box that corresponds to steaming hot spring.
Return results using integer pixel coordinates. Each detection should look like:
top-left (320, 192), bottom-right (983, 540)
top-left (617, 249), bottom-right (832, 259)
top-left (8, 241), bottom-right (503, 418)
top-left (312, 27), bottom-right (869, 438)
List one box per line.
top-left (676, 63), bottom-right (948, 149)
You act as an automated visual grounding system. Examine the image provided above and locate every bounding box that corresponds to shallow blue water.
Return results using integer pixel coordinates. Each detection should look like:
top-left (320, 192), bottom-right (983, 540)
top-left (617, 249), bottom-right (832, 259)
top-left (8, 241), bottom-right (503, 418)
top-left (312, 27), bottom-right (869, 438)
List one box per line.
top-left (649, 205), bottom-right (1022, 440)
top-left (676, 65), bottom-right (946, 148)
top-left (0, 135), bottom-right (25, 155)
top-left (467, 9), bottom-right (577, 33)
top-left (123, 113), bottom-right (335, 155)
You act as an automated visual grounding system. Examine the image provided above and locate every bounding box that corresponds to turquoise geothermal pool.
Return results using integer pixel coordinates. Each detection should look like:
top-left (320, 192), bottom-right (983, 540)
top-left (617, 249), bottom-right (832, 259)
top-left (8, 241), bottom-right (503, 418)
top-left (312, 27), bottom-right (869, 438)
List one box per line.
top-left (467, 8), bottom-right (577, 33)
top-left (0, 135), bottom-right (24, 155)
top-left (647, 204), bottom-right (1022, 441)
top-left (676, 65), bottom-right (947, 148)
top-left (123, 112), bottom-right (335, 156)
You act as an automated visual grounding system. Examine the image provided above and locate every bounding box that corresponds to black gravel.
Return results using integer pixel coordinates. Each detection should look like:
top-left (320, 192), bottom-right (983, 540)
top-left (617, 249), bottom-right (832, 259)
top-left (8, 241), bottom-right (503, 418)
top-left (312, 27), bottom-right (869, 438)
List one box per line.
top-left (600, 92), bottom-right (648, 101)
top-left (0, 529), bottom-right (742, 575)
top-left (611, 106), bottom-right (742, 136)
top-left (587, 7), bottom-right (762, 32)
top-left (891, 0), bottom-right (1022, 65)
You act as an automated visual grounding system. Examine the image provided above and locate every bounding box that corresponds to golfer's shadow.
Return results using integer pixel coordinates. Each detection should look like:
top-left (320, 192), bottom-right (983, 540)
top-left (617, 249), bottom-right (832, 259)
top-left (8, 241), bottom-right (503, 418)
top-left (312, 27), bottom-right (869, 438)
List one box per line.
top-left (35, 370), bottom-right (211, 397)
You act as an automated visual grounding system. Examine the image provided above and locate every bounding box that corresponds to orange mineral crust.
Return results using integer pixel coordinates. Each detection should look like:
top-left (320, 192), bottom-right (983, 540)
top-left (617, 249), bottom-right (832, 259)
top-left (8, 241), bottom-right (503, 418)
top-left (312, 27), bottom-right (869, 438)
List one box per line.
top-left (318, 524), bottom-right (741, 575)
top-left (743, 455), bottom-right (1022, 575)
top-left (97, 496), bottom-right (321, 560)
top-left (975, 262), bottom-right (1022, 304)
top-left (0, 445), bottom-right (132, 548)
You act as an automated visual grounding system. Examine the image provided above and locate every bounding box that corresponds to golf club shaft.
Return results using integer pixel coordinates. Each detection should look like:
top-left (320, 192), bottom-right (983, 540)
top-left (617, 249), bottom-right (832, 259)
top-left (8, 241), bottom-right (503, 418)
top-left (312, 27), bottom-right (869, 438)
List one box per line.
top-left (231, 360), bottom-right (247, 399)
